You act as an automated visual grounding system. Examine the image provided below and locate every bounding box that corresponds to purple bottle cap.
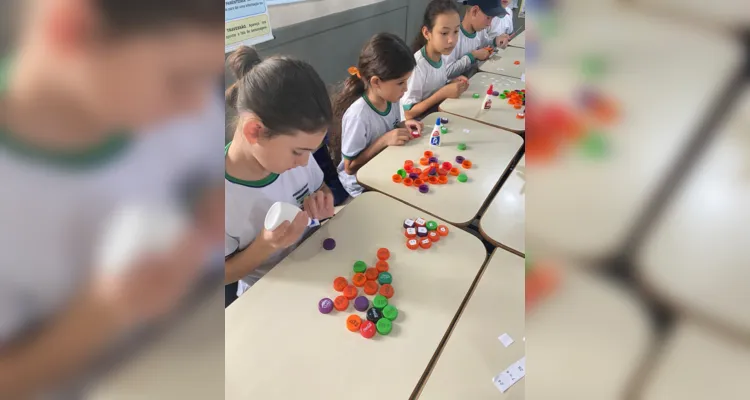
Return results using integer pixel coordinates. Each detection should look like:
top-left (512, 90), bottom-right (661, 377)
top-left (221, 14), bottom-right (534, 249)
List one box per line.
top-left (354, 296), bottom-right (370, 312)
top-left (323, 238), bottom-right (336, 251)
top-left (417, 227), bottom-right (428, 237)
top-left (408, 172), bottom-right (419, 180)
top-left (492, 91), bottom-right (499, 96)
top-left (455, 156), bottom-right (465, 164)
top-left (419, 184), bottom-right (429, 193)
top-left (319, 298), bottom-right (334, 314)
top-left (441, 117), bottom-right (449, 124)
top-left (428, 156), bottom-right (438, 164)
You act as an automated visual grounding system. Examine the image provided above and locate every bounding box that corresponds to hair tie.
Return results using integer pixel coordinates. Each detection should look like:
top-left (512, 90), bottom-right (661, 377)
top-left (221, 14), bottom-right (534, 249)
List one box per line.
top-left (347, 66), bottom-right (361, 79)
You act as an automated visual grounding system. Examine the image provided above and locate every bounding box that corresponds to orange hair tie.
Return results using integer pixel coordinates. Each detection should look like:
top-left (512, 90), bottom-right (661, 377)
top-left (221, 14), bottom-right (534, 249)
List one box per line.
top-left (348, 66), bottom-right (361, 79)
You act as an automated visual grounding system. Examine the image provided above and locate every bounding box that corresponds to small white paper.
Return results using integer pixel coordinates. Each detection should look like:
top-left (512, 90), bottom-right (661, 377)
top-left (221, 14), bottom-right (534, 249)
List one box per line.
top-left (492, 371), bottom-right (513, 393)
top-left (521, 73), bottom-right (526, 82)
top-left (498, 333), bottom-right (514, 347)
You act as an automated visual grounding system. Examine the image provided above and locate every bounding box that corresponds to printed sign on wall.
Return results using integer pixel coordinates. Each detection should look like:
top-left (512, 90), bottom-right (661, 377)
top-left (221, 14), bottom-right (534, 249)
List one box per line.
top-left (225, 0), bottom-right (274, 52)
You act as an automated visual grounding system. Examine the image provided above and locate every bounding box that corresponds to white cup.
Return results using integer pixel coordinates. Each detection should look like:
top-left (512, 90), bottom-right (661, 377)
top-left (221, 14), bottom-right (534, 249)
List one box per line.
top-left (264, 202), bottom-right (316, 231)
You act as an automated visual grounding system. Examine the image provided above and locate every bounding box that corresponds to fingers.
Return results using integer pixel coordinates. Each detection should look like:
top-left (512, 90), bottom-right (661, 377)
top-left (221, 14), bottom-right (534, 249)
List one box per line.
top-left (322, 191), bottom-right (335, 219)
top-left (313, 192), bottom-right (328, 219)
top-left (303, 194), bottom-right (320, 220)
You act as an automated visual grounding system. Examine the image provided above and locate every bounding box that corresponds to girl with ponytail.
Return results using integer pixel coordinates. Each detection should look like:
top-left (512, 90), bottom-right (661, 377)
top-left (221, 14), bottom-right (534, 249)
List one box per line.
top-left (331, 33), bottom-right (422, 198)
top-left (224, 46), bottom-right (337, 295)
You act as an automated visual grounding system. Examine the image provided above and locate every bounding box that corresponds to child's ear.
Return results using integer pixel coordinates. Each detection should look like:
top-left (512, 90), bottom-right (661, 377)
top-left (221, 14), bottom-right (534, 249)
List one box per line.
top-left (422, 26), bottom-right (430, 42)
top-left (370, 76), bottom-right (382, 89)
top-left (45, 0), bottom-right (95, 54)
top-left (242, 118), bottom-right (265, 144)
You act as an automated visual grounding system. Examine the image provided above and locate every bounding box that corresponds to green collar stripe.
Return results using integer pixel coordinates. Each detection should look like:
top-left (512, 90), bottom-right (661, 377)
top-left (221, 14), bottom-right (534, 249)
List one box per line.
top-left (420, 47), bottom-right (443, 69)
top-left (460, 24), bottom-right (477, 38)
top-left (362, 94), bottom-right (391, 116)
top-left (0, 58), bottom-right (131, 169)
top-left (224, 141), bottom-right (280, 188)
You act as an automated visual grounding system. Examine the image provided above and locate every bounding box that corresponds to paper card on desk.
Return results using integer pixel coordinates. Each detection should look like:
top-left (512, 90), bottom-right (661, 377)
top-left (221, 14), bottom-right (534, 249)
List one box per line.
top-left (491, 357), bottom-right (526, 393)
top-left (498, 333), bottom-right (514, 347)
top-left (492, 371), bottom-right (513, 393)
top-left (521, 73), bottom-right (525, 82)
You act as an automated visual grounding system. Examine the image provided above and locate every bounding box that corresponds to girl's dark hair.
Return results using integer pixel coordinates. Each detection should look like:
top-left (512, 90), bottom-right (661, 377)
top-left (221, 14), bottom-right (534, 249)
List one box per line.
top-left (412, 0), bottom-right (460, 52)
top-left (96, 0), bottom-right (222, 33)
top-left (225, 46), bottom-right (332, 137)
top-left (329, 33), bottom-right (415, 165)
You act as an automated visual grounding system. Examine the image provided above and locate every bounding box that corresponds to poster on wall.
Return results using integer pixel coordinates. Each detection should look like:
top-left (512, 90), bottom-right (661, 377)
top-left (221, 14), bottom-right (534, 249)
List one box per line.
top-left (225, 0), bottom-right (274, 52)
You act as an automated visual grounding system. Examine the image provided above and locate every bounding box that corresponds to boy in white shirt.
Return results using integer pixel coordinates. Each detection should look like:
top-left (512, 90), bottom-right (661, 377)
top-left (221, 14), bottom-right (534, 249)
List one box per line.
top-left (489, 0), bottom-right (515, 41)
top-left (445, 0), bottom-right (510, 78)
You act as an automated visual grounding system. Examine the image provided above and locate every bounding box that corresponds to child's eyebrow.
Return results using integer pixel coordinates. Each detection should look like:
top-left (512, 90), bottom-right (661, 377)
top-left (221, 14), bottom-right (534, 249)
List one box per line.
top-left (296, 147), bottom-right (317, 152)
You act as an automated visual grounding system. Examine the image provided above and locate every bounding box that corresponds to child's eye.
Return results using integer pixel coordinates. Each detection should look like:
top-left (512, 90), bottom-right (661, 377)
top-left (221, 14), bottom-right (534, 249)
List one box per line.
top-left (292, 150), bottom-right (303, 156)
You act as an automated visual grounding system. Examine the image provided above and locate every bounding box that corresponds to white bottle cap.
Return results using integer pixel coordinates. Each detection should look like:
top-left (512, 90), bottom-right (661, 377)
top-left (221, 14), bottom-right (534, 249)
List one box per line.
top-left (264, 202), bottom-right (314, 231)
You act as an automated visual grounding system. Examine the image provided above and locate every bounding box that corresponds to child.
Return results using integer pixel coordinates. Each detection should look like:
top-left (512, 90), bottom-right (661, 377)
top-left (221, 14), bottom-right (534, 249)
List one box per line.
top-left (402, 0), bottom-right (470, 120)
top-left (488, 0), bottom-right (515, 43)
top-left (445, 0), bottom-right (510, 78)
top-left (224, 46), bottom-right (336, 296)
top-left (0, 0), bottom-right (223, 397)
top-left (332, 33), bottom-right (424, 197)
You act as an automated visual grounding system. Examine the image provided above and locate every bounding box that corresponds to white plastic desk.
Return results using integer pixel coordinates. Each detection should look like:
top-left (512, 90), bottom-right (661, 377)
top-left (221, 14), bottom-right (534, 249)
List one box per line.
top-left (225, 192), bottom-right (488, 400)
top-left (478, 46), bottom-right (526, 78)
top-left (524, 8), bottom-right (742, 260)
top-left (356, 113), bottom-right (523, 226)
top-left (640, 320), bottom-right (750, 400)
top-left (509, 30), bottom-right (525, 48)
top-left (480, 155), bottom-right (525, 255)
top-left (439, 73), bottom-right (525, 133)
top-left (526, 267), bottom-right (654, 399)
top-left (87, 289), bottom-right (225, 399)
top-left (418, 249), bottom-right (525, 399)
top-left (638, 87), bottom-right (750, 335)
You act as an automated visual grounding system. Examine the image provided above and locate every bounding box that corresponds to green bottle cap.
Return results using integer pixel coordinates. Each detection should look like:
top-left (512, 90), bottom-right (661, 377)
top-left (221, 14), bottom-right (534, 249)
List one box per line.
top-left (472, 93), bottom-right (480, 98)
top-left (457, 143), bottom-right (467, 151)
top-left (353, 261), bottom-right (367, 273)
top-left (397, 168), bottom-right (407, 178)
top-left (373, 294), bottom-right (388, 309)
top-left (579, 131), bottom-right (608, 158)
top-left (457, 173), bottom-right (468, 182)
top-left (440, 126), bottom-right (448, 134)
top-left (382, 304), bottom-right (399, 321)
top-left (376, 318), bottom-right (392, 335)
top-left (426, 221), bottom-right (438, 231)
top-left (378, 271), bottom-right (393, 285)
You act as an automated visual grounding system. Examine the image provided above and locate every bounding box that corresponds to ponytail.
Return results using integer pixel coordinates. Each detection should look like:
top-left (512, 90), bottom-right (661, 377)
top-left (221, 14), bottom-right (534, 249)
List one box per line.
top-left (412, 30), bottom-right (427, 53)
top-left (329, 74), bottom-right (366, 166)
top-left (225, 46), bottom-right (262, 109)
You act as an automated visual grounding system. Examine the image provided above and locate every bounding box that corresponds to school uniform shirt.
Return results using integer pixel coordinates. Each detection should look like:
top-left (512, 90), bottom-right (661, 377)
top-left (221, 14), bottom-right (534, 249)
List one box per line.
top-left (0, 75), bottom-right (223, 397)
top-left (445, 25), bottom-right (495, 78)
top-left (337, 95), bottom-right (401, 197)
top-left (488, 8), bottom-right (514, 38)
top-left (401, 47), bottom-right (450, 120)
top-left (224, 145), bottom-right (324, 295)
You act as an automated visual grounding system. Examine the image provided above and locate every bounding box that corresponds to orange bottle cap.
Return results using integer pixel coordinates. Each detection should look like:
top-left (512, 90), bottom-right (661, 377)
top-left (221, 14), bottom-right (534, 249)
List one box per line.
top-left (437, 225), bottom-right (450, 236)
top-left (424, 150), bottom-right (433, 157)
top-left (412, 168), bottom-right (422, 175)
top-left (333, 277), bottom-right (348, 292)
top-left (449, 167), bottom-right (460, 176)
top-left (376, 260), bottom-right (389, 272)
top-left (514, 104), bottom-right (522, 109)
top-left (346, 314), bottom-right (362, 332)
top-left (379, 284), bottom-right (395, 299)
top-left (462, 160), bottom-right (473, 169)
top-left (343, 285), bottom-right (358, 300)
top-left (363, 280), bottom-right (379, 295)
top-left (428, 231), bottom-right (440, 242)
top-left (404, 160), bottom-right (414, 169)
top-left (414, 178), bottom-right (424, 186)
top-left (377, 248), bottom-right (390, 260)
top-left (419, 157), bottom-right (429, 166)
top-left (392, 174), bottom-right (403, 183)
top-left (352, 273), bottom-right (367, 287)
top-left (403, 178), bottom-right (414, 186)
top-left (404, 227), bottom-right (417, 238)
top-left (428, 176), bottom-right (439, 184)
top-left (430, 162), bottom-right (439, 169)
top-left (419, 237), bottom-right (432, 249)
top-left (438, 175), bottom-right (448, 184)
top-left (437, 168), bottom-right (448, 176)
top-left (334, 296), bottom-right (349, 311)
top-left (406, 238), bottom-right (419, 250)
top-left (365, 267), bottom-right (379, 281)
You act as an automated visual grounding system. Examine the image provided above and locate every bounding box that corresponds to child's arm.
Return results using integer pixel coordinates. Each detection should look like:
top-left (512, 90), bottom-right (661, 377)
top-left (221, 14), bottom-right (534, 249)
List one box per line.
top-left (342, 129), bottom-right (410, 175)
top-left (404, 83), bottom-right (466, 120)
top-left (224, 212), bottom-right (309, 284)
top-left (446, 54), bottom-right (476, 80)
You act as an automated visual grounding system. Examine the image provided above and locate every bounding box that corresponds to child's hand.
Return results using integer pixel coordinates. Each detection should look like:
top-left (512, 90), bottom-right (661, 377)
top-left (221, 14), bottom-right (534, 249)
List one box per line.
top-left (404, 119), bottom-right (423, 136)
top-left (472, 48), bottom-right (491, 61)
top-left (442, 81), bottom-right (469, 99)
top-left (384, 128), bottom-right (412, 146)
top-left (451, 76), bottom-right (469, 85)
top-left (495, 34), bottom-right (509, 49)
top-left (259, 211), bottom-right (310, 251)
top-left (96, 229), bottom-right (208, 329)
top-left (303, 190), bottom-right (335, 221)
